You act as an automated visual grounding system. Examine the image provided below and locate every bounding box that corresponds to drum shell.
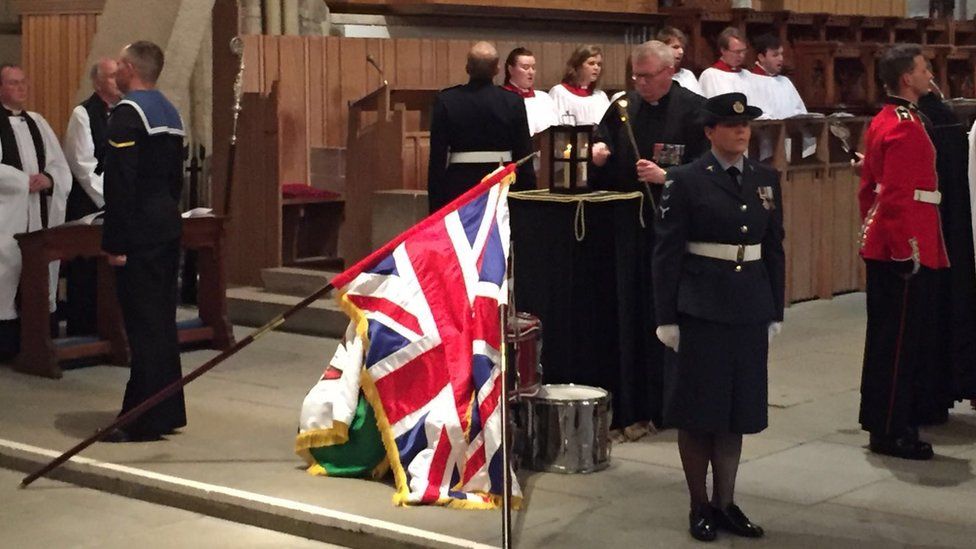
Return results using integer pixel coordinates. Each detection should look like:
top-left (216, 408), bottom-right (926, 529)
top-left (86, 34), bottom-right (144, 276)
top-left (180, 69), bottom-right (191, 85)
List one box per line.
top-left (518, 384), bottom-right (611, 474)
top-left (506, 312), bottom-right (542, 399)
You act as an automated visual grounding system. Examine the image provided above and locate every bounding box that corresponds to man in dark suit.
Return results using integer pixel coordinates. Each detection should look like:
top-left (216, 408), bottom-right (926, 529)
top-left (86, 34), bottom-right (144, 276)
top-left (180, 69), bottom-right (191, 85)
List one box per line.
top-left (653, 92), bottom-right (784, 542)
top-left (427, 41), bottom-right (535, 213)
top-left (101, 41), bottom-right (186, 442)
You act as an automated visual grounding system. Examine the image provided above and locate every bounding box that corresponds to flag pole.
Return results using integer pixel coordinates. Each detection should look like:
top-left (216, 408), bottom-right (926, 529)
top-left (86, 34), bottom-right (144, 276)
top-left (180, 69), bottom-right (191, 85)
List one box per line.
top-left (20, 281), bottom-right (334, 488)
top-left (499, 299), bottom-right (513, 549)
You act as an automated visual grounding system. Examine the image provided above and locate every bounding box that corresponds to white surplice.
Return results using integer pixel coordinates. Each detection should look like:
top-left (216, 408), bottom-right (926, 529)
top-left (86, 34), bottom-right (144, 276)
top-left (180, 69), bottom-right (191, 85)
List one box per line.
top-left (63, 105), bottom-right (106, 208)
top-left (0, 111), bottom-right (71, 319)
top-left (524, 92), bottom-right (559, 136)
top-left (673, 68), bottom-right (704, 96)
top-left (548, 83), bottom-right (611, 126)
top-left (698, 66), bottom-right (754, 99)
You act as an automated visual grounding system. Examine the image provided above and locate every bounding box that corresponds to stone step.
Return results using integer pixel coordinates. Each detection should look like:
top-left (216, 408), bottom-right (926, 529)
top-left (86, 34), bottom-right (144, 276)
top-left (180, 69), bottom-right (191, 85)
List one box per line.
top-left (260, 267), bottom-right (339, 298)
top-left (0, 441), bottom-right (487, 549)
top-left (227, 287), bottom-right (348, 338)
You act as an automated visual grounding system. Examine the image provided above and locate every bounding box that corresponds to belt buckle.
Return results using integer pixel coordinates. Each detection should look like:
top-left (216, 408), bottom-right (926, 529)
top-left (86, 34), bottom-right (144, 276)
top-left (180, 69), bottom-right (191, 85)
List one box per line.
top-left (736, 244), bottom-right (745, 263)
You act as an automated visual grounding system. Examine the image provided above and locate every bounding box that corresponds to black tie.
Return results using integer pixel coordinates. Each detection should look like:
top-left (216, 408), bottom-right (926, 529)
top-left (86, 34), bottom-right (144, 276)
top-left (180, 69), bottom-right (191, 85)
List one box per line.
top-left (726, 166), bottom-right (741, 187)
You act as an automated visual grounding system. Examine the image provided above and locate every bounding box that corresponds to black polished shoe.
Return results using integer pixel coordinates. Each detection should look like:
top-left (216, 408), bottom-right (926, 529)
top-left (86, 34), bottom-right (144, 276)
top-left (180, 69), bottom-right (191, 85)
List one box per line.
top-left (101, 428), bottom-right (163, 443)
top-left (869, 433), bottom-right (934, 461)
top-left (712, 503), bottom-right (765, 538)
top-left (688, 505), bottom-right (717, 542)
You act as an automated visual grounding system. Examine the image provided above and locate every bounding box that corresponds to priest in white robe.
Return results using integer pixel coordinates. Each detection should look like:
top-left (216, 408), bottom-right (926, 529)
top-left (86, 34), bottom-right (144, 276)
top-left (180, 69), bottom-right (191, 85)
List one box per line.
top-left (548, 44), bottom-right (611, 126)
top-left (502, 47), bottom-right (558, 136)
top-left (657, 26), bottom-right (704, 96)
top-left (698, 27), bottom-right (754, 99)
top-left (0, 64), bottom-right (71, 358)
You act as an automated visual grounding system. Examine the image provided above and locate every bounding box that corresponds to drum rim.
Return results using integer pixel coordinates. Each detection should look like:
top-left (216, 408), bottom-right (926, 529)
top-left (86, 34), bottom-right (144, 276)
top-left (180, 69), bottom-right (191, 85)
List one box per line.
top-left (528, 383), bottom-right (611, 405)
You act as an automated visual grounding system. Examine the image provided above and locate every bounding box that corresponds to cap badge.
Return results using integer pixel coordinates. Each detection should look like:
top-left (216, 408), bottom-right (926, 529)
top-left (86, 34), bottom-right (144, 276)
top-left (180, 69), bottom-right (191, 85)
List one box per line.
top-left (733, 101), bottom-right (745, 114)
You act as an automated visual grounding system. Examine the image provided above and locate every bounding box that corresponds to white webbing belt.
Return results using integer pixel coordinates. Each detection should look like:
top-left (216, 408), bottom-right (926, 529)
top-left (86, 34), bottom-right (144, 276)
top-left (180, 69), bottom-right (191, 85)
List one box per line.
top-left (873, 184), bottom-right (942, 205)
top-left (448, 151), bottom-right (512, 164)
top-left (687, 242), bottom-right (762, 262)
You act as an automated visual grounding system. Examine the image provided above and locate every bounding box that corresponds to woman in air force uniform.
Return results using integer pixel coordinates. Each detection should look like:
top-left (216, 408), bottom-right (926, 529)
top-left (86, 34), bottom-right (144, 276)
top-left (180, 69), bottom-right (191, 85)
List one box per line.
top-left (652, 92), bottom-right (785, 542)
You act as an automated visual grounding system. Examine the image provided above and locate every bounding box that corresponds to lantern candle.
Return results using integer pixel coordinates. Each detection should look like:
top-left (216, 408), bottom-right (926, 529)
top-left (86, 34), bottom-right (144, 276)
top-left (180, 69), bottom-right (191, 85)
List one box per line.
top-left (562, 143), bottom-right (573, 188)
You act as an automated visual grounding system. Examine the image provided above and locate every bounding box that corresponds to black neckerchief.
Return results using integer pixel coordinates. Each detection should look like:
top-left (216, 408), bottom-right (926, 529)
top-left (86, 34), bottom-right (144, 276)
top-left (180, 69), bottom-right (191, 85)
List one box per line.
top-left (0, 106), bottom-right (50, 226)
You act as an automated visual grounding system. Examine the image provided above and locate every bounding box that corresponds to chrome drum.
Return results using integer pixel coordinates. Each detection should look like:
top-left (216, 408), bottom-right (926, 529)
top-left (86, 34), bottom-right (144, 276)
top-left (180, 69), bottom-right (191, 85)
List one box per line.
top-left (519, 384), bottom-right (611, 474)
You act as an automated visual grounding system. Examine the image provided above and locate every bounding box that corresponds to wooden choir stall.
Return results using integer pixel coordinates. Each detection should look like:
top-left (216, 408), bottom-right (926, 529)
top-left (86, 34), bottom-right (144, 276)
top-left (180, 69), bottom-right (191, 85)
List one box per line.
top-left (14, 217), bottom-right (234, 379)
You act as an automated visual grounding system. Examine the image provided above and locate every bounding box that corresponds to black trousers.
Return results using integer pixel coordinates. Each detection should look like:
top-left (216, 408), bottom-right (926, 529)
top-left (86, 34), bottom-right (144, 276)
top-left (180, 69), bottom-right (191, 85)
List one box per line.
top-left (859, 260), bottom-right (949, 435)
top-left (115, 238), bottom-right (186, 434)
top-left (65, 185), bottom-right (102, 336)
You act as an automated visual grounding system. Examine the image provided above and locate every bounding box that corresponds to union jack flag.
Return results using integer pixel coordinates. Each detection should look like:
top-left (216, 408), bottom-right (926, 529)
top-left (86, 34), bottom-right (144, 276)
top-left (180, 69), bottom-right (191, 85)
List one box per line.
top-left (331, 164), bottom-right (521, 508)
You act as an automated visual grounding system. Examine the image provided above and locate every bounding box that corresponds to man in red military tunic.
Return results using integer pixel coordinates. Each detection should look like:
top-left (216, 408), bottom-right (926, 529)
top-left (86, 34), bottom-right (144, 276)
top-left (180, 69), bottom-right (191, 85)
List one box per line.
top-left (858, 44), bottom-right (951, 460)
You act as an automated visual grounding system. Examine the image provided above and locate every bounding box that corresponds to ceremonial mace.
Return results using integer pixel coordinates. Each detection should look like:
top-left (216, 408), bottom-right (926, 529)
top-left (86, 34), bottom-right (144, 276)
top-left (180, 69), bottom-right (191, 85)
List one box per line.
top-left (21, 152), bottom-right (539, 488)
top-left (615, 99), bottom-right (656, 210)
top-left (223, 36), bottom-right (246, 216)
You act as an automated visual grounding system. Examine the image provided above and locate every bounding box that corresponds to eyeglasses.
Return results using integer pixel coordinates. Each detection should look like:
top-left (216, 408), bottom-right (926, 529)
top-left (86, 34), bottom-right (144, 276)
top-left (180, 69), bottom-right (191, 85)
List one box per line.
top-left (631, 67), bottom-right (671, 81)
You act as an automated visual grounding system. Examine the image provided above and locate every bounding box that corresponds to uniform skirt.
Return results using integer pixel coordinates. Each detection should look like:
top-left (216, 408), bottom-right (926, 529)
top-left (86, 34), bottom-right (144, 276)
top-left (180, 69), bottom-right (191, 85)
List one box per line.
top-left (663, 315), bottom-right (769, 434)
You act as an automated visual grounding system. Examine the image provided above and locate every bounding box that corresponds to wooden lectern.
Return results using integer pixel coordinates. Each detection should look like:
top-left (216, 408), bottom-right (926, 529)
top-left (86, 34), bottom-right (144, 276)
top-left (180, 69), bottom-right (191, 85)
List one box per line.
top-left (13, 217), bottom-right (234, 379)
top-left (342, 84), bottom-right (439, 263)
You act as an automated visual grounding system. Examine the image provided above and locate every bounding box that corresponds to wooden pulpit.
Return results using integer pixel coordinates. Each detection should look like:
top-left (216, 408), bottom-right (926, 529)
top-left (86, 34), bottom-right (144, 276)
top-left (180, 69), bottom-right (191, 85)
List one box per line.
top-left (342, 84), bottom-right (439, 263)
top-left (13, 217), bottom-right (234, 379)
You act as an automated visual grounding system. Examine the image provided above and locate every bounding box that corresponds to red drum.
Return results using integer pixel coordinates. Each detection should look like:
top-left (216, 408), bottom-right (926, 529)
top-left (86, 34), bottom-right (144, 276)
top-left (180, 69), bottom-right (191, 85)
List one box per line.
top-left (505, 312), bottom-right (543, 400)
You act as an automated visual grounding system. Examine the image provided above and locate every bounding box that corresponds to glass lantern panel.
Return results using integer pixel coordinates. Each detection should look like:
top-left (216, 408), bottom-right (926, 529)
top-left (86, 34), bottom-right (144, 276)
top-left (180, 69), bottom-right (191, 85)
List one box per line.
top-left (575, 132), bottom-right (590, 161)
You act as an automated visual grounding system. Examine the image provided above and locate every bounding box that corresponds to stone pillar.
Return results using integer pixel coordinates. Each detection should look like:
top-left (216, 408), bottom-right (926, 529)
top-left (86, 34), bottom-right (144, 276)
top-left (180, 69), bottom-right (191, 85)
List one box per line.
top-left (241, 0), bottom-right (263, 34)
top-left (264, 0), bottom-right (282, 35)
top-left (283, 0), bottom-right (299, 35)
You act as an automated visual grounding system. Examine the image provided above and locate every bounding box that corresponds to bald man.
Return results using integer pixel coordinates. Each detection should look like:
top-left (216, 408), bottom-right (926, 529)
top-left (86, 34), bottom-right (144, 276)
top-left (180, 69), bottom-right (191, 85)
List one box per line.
top-left (63, 57), bottom-right (122, 335)
top-left (427, 41), bottom-right (535, 212)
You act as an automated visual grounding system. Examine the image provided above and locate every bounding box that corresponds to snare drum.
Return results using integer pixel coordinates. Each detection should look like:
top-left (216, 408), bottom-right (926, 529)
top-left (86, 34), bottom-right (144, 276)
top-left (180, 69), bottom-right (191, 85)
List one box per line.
top-left (505, 312), bottom-right (543, 400)
top-left (518, 384), bottom-right (612, 474)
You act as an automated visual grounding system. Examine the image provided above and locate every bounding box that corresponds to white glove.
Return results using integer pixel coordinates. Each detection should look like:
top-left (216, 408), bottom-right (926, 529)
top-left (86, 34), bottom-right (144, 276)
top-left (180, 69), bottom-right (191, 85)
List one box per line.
top-left (768, 322), bottom-right (783, 345)
top-left (656, 324), bottom-right (680, 352)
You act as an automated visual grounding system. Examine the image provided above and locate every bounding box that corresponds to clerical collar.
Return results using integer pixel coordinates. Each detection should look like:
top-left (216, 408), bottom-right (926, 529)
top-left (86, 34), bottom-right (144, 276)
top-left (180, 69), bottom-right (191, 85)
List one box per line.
top-left (750, 62), bottom-right (775, 77)
top-left (560, 80), bottom-right (593, 97)
top-left (502, 83), bottom-right (535, 98)
top-left (712, 60), bottom-right (741, 73)
top-left (711, 149), bottom-right (744, 173)
top-left (1, 104), bottom-right (24, 117)
top-left (885, 95), bottom-right (918, 110)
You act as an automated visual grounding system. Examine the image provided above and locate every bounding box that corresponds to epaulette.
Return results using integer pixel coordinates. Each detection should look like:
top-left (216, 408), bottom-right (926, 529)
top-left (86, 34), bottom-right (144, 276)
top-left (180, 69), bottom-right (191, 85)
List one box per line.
top-left (895, 105), bottom-right (914, 122)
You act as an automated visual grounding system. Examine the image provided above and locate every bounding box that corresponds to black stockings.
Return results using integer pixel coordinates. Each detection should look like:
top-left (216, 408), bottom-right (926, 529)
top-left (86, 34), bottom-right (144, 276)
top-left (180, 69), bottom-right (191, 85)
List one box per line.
top-left (677, 429), bottom-right (743, 510)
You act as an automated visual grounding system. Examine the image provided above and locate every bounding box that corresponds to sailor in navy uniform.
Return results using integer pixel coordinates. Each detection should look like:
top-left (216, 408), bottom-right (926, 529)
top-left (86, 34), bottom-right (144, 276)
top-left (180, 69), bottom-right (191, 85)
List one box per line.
top-left (100, 42), bottom-right (186, 442)
top-left (653, 93), bottom-right (785, 542)
top-left (427, 41), bottom-right (535, 213)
